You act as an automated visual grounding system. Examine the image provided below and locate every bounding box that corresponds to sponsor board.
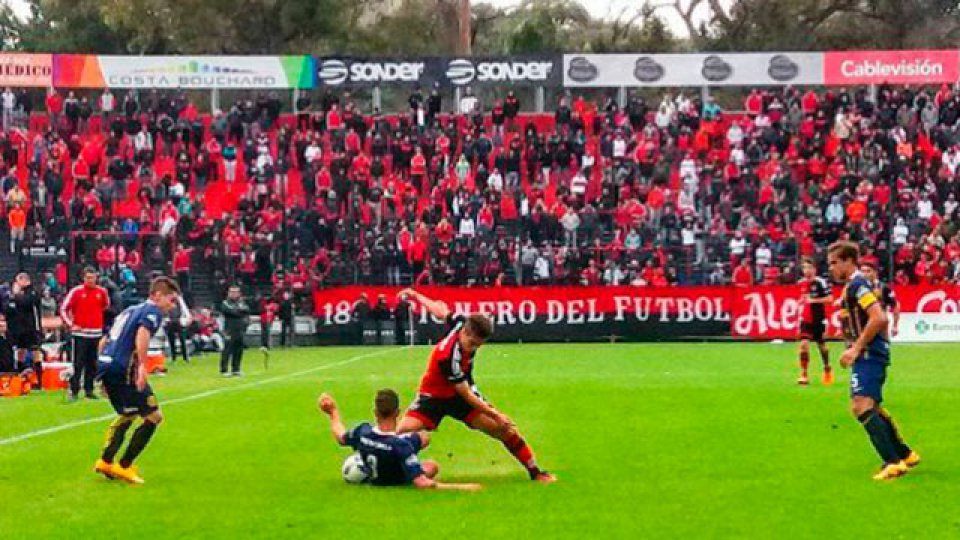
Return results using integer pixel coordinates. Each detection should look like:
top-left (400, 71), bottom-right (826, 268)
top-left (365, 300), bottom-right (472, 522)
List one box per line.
top-left (315, 56), bottom-right (560, 87)
top-left (53, 55), bottom-right (314, 89)
top-left (316, 57), bottom-right (428, 87)
top-left (824, 50), bottom-right (959, 85)
top-left (315, 285), bottom-right (731, 343)
top-left (315, 285), bottom-right (960, 345)
top-left (563, 53), bottom-right (824, 87)
top-left (0, 53), bottom-right (52, 87)
top-left (895, 313), bottom-right (960, 343)
top-left (442, 57), bottom-right (558, 86)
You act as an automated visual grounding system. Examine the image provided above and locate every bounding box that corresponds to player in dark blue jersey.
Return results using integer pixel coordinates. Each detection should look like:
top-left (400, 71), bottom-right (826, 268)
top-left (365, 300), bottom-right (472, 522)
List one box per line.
top-left (319, 390), bottom-right (481, 491)
top-left (828, 242), bottom-right (920, 481)
top-left (93, 277), bottom-right (182, 485)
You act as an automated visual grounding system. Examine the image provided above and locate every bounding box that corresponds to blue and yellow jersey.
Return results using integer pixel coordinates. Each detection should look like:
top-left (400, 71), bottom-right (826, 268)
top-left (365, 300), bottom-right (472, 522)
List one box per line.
top-left (97, 301), bottom-right (164, 383)
top-left (841, 272), bottom-right (890, 365)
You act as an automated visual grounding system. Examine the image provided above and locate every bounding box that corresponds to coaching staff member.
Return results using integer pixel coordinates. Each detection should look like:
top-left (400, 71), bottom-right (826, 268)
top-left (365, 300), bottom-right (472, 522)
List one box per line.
top-left (61, 267), bottom-right (110, 399)
top-left (6, 272), bottom-right (42, 376)
top-left (220, 285), bottom-right (250, 377)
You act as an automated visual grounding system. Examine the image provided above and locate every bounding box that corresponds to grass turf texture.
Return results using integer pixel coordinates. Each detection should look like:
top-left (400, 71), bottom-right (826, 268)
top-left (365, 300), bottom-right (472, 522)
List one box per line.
top-left (1, 343), bottom-right (958, 539)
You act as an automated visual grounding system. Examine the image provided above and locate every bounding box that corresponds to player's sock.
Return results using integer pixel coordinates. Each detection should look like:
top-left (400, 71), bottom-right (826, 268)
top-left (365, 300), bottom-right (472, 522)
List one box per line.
top-left (877, 407), bottom-right (912, 460)
top-left (799, 351), bottom-right (809, 374)
top-left (500, 431), bottom-right (539, 476)
top-left (101, 416), bottom-right (134, 464)
top-left (819, 347), bottom-right (831, 370)
top-left (119, 420), bottom-right (158, 468)
top-left (858, 409), bottom-right (901, 464)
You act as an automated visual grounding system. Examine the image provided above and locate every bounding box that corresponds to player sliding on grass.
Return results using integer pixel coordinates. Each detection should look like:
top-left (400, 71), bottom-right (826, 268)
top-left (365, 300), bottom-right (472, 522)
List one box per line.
top-left (828, 242), bottom-right (920, 481)
top-left (796, 257), bottom-right (833, 386)
top-left (93, 277), bottom-right (181, 485)
top-left (396, 289), bottom-right (556, 484)
top-left (319, 390), bottom-right (481, 491)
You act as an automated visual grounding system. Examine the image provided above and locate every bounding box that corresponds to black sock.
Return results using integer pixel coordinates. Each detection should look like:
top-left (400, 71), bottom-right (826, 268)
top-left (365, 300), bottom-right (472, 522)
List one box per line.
top-left (101, 416), bottom-right (134, 463)
top-left (119, 420), bottom-right (158, 468)
top-left (877, 408), bottom-right (911, 460)
top-left (819, 347), bottom-right (830, 369)
top-left (858, 409), bottom-right (901, 464)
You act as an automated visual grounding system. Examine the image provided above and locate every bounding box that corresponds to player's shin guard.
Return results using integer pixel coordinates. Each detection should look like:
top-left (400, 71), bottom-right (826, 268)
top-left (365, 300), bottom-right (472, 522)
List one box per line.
top-left (101, 416), bottom-right (134, 463)
top-left (119, 420), bottom-right (158, 468)
top-left (858, 409), bottom-right (901, 464)
top-left (501, 431), bottom-right (539, 477)
top-left (877, 407), bottom-right (911, 460)
top-left (799, 351), bottom-right (810, 372)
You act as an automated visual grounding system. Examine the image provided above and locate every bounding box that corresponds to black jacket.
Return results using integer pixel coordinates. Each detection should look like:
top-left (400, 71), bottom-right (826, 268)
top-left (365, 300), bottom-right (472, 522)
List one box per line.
top-left (5, 288), bottom-right (41, 336)
top-left (220, 299), bottom-right (251, 338)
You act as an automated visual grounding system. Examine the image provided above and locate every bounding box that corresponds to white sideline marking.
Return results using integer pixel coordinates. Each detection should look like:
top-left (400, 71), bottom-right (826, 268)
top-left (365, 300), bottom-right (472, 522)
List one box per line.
top-left (0, 347), bottom-right (408, 447)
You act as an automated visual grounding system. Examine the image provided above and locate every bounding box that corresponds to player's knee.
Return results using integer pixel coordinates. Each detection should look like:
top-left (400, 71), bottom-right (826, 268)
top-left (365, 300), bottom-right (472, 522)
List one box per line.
top-left (850, 398), bottom-right (872, 417)
top-left (421, 459), bottom-right (439, 479)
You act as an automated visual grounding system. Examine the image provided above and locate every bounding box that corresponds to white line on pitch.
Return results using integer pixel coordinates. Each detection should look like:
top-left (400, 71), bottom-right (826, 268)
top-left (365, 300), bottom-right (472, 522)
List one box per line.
top-left (0, 347), bottom-right (408, 447)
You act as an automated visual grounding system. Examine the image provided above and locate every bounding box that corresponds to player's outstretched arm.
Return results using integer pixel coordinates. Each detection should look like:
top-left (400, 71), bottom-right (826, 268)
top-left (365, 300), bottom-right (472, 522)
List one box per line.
top-left (399, 288), bottom-right (450, 320)
top-left (318, 393), bottom-right (347, 445)
top-left (413, 475), bottom-right (482, 491)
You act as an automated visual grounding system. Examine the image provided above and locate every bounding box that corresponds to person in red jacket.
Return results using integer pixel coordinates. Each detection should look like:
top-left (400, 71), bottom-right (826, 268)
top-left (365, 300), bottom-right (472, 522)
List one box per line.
top-left (46, 88), bottom-right (63, 129)
top-left (60, 267), bottom-right (110, 400)
top-left (259, 295), bottom-right (280, 351)
top-left (732, 258), bottom-right (754, 287)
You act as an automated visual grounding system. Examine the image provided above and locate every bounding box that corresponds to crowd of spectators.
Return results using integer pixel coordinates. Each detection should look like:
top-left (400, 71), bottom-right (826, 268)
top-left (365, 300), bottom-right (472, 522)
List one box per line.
top-left (0, 81), bottom-right (958, 318)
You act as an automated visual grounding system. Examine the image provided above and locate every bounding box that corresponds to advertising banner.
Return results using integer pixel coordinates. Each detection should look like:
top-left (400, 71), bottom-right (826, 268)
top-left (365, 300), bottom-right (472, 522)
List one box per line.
top-left (823, 50), bottom-right (959, 85)
top-left (0, 53), bottom-right (52, 87)
top-left (562, 52), bottom-right (824, 87)
top-left (729, 284), bottom-right (960, 340)
top-left (53, 55), bottom-right (315, 89)
top-left (895, 314), bottom-right (960, 343)
top-left (729, 285), bottom-right (842, 340)
top-left (316, 56), bottom-right (434, 88)
top-left (315, 284), bottom-right (960, 344)
top-left (440, 56), bottom-right (561, 87)
top-left (314, 285), bottom-right (732, 343)
top-left (315, 55), bottom-right (561, 88)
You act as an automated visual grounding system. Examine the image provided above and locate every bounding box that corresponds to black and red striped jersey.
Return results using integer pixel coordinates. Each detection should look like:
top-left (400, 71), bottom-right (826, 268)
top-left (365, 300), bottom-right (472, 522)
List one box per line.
top-left (417, 314), bottom-right (473, 399)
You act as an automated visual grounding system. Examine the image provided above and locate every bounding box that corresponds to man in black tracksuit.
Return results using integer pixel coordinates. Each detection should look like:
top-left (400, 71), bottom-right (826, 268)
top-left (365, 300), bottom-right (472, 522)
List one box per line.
top-left (5, 273), bottom-right (42, 377)
top-left (220, 285), bottom-right (250, 377)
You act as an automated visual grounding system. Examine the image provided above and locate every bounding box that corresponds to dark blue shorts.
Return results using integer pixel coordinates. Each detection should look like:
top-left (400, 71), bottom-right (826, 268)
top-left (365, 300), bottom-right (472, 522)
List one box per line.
top-left (850, 361), bottom-right (887, 403)
top-left (103, 379), bottom-right (158, 417)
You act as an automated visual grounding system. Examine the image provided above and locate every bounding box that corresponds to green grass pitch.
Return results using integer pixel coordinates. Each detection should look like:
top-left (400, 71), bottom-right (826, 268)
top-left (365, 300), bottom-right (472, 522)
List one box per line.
top-left (1, 342), bottom-right (958, 539)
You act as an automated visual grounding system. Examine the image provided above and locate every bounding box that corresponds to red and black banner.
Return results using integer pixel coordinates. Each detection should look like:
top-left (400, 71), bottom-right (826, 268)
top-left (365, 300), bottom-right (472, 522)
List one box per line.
top-left (315, 286), bottom-right (731, 343)
top-left (314, 285), bottom-right (960, 344)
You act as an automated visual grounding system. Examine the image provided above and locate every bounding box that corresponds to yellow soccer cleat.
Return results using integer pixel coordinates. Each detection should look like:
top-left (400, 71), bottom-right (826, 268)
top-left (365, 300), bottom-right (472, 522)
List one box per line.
top-left (904, 451), bottom-right (921, 468)
top-left (94, 459), bottom-right (116, 479)
top-left (110, 463), bottom-right (145, 485)
top-left (823, 371), bottom-right (835, 385)
top-left (872, 461), bottom-right (908, 481)
top-left (797, 374), bottom-right (810, 386)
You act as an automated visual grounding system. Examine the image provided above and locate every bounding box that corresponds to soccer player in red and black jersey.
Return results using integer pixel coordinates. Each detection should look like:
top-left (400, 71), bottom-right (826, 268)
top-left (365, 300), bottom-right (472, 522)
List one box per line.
top-left (797, 257), bottom-right (833, 386)
top-left (859, 260), bottom-right (900, 338)
top-left (396, 289), bottom-right (556, 483)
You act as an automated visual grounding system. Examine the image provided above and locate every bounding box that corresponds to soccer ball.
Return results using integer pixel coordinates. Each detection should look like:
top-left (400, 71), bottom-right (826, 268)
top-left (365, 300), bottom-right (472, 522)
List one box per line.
top-left (341, 453), bottom-right (369, 484)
